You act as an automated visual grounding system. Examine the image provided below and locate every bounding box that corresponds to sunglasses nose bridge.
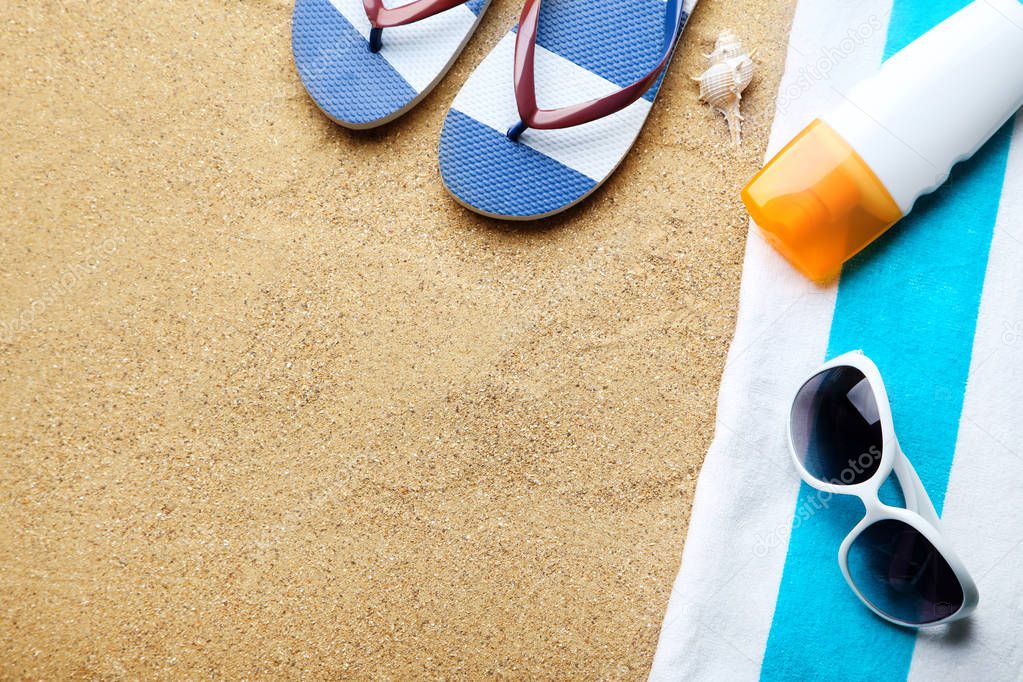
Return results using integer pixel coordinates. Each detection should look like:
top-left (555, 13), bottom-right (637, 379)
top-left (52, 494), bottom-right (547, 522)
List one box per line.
top-left (854, 485), bottom-right (878, 508)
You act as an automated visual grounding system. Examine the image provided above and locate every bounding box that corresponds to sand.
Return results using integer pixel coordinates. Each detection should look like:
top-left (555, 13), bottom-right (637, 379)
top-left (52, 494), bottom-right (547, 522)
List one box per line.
top-left (0, 0), bottom-right (796, 677)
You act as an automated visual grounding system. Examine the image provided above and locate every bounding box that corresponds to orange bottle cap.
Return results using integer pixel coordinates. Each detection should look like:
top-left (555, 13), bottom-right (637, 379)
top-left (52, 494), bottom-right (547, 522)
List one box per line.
top-left (741, 120), bottom-right (903, 282)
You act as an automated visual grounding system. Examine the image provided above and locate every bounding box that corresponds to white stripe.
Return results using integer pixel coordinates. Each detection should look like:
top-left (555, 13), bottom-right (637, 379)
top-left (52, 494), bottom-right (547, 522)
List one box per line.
top-left (328, 0), bottom-right (478, 94)
top-left (451, 33), bottom-right (653, 183)
top-left (650, 1), bottom-right (892, 678)
top-left (907, 112), bottom-right (1023, 681)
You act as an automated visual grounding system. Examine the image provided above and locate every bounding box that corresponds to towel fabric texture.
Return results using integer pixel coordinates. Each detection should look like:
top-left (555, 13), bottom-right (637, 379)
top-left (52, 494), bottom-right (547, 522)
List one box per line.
top-left (650, 0), bottom-right (1023, 679)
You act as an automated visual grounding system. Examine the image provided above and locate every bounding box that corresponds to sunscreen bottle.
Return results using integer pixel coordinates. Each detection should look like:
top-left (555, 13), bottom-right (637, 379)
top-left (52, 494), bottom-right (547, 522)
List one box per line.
top-left (742, 0), bottom-right (1023, 282)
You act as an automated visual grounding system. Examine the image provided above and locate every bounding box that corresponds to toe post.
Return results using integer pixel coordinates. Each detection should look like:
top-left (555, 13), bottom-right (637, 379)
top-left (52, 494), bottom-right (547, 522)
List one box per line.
top-left (506, 120), bottom-right (527, 142)
top-left (369, 27), bottom-right (383, 53)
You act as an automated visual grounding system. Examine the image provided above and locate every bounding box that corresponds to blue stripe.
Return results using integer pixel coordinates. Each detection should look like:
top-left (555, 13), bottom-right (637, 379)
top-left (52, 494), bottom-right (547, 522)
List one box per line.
top-left (760, 1), bottom-right (1016, 679)
top-left (466, 0), bottom-right (487, 14)
top-left (292, 0), bottom-right (417, 126)
top-left (439, 110), bottom-right (596, 218)
top-left (532, 0), bottom-right (669, 102)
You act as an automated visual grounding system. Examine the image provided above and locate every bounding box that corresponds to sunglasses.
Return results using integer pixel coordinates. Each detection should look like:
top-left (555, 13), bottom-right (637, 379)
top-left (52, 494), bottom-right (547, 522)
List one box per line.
top-left (787, 351), bottom-right (978, 627)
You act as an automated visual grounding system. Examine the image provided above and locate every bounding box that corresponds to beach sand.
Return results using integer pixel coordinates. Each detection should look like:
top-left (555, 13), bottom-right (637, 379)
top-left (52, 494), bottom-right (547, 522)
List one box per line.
top-left (0, 0), bottom-right (795, 677)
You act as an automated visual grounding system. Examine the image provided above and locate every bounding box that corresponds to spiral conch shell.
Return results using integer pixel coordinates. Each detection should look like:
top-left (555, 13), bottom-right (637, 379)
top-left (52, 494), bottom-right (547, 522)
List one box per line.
top-left (695, 30), bottom-right (755, 146)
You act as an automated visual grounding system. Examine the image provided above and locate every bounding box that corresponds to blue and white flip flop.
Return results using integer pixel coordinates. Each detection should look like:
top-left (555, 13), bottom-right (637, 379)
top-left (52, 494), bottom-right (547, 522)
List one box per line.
top-left (292, 0), bottom-right (492, 128)
top-left (439, 0), bottom-right (697, 219)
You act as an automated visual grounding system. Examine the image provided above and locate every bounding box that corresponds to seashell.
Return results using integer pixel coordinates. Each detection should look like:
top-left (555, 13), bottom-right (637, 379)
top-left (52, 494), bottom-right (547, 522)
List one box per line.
top-left (695, 31), bottom-right (755, 146)
top-left (704, 29), bottom-right (744, 64)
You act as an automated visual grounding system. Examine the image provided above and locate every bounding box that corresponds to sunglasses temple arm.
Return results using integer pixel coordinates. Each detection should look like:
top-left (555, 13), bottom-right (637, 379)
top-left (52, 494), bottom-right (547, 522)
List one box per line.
top-left (892, 445), bottom-right (941, 528)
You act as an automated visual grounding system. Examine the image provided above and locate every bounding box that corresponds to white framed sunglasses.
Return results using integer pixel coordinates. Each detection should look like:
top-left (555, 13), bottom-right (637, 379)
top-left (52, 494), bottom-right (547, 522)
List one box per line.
top-left (787, 350), bottom-right (979, 627)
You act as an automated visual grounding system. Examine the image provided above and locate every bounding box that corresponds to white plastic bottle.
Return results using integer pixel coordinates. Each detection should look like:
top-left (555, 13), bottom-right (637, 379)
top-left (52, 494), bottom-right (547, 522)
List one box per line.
top-left (742, 0), bottom-right (1023, 281)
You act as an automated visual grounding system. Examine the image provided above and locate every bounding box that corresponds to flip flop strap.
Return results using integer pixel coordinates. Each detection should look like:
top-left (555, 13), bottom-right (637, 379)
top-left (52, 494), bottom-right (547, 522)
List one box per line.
top-left (511, 0), bottom-right (689, 131)
top-left (362, 0), bottom-right (472, 28)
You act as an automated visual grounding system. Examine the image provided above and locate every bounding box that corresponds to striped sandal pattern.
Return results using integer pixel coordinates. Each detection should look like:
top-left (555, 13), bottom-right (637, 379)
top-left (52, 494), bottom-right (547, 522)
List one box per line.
top-left (293, 0), bottom-right (492, 128)
top-left (439, 0), bottom-right (697, 219)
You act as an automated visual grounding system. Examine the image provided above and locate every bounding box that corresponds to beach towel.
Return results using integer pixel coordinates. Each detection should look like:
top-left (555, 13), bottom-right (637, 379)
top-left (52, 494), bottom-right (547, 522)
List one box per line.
top-left (650, 0), bottom-right (1023, 679)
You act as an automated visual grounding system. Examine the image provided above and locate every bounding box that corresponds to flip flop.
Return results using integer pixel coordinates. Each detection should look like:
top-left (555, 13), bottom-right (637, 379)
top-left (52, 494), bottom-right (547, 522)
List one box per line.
top-left (439, 0), bottom-right (696, 220)
top-left (292, 0), bottom-right (492, 128)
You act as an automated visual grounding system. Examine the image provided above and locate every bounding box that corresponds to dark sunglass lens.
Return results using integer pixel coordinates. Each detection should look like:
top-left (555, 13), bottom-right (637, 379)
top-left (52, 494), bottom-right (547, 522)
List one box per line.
top-left (847, 519), bottom-right (964, 625)
top-left (790, 365), bottom-right (883, 485)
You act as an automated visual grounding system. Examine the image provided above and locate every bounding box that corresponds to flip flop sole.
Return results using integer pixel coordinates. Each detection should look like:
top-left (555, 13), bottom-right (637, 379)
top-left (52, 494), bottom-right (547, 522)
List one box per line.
top-left (293, 0), bottom-right (490, 129)
top-left (439, 0), bottom-right (675, 220)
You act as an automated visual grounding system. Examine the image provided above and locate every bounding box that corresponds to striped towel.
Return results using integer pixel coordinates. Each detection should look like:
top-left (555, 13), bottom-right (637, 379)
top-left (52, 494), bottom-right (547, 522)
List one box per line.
top-left (650, 0), bottom-right (1023, 679)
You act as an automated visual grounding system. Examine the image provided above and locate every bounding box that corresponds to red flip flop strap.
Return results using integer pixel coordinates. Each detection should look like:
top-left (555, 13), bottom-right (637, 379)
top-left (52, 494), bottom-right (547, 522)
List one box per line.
top-left (512, 0), bottom-right (688, 131)
top-left (363, 0), bottom-right (473, 28)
